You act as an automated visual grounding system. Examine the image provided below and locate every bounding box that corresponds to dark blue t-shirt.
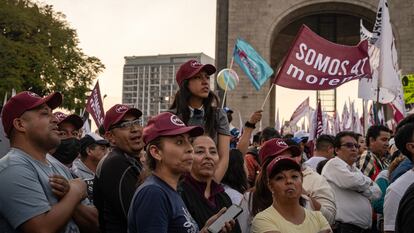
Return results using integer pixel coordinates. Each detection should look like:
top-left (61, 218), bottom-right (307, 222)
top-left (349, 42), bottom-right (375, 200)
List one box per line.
top-left (128, 175), bottom-right (199, 233)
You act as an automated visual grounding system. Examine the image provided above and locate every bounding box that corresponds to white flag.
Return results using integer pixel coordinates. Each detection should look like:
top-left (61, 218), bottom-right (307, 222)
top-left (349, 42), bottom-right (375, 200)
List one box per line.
top-left (358, 0), bottom-right (404, 109)
top-left (289, 97), bottom-right (310, 126)
top-left (275, 108), bottom-right (280, 131)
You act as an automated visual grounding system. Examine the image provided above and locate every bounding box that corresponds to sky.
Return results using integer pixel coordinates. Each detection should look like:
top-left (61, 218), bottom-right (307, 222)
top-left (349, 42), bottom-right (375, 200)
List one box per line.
top-left (41, 0), bottom-right (364, 125)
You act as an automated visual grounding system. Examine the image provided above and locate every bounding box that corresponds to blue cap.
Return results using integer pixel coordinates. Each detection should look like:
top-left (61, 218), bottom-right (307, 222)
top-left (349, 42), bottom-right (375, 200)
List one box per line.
top-left (224, 107), bottom-right (233, 113)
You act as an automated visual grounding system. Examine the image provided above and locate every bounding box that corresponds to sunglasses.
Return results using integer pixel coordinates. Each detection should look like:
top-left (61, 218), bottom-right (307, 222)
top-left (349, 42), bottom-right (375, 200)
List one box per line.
top-left (109, 118), bottom-right (142, 130)
top-left (340, 143), bottom-right (360, 149)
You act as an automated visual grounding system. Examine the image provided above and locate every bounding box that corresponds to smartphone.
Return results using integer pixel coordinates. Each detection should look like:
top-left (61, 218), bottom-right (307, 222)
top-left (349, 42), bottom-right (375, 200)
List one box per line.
top-left (207, 204), bottom-right (243, 233)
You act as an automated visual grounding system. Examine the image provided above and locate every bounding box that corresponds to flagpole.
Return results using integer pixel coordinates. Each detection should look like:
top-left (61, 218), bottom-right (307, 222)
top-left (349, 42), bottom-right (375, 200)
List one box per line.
top-left (221, 57), bottom-right (235, 109)
top-left (261, 84), bottom-right (275, 110)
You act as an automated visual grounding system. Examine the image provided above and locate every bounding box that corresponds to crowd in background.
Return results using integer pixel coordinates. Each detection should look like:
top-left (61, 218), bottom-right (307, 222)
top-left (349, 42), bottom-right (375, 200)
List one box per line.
top-left (1, 59), bottom-right (414, 233)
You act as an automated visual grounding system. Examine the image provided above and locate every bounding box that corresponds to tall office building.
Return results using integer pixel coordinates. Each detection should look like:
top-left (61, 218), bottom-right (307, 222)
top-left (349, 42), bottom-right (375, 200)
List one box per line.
top-left (123, 53), bottom-right (215, 124)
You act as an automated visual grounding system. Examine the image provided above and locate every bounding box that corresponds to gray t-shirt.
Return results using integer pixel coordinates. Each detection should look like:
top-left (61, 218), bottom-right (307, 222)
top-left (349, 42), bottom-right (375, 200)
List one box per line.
top-left (169, 107), bottom-right (230, 142)
top-left (0, 148), bottom-right (80, 233)
top-left (71, 158), bottom-right (94, 180)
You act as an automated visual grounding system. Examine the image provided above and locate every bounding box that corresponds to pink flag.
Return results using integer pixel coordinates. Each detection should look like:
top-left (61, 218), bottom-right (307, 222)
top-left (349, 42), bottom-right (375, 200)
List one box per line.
top-left (274, 25), bottom-right (371, 90)
top-left (309, 100), bottom-right (323, 141)
top-left (289, 97), bottom-right (309, 126)
top-left (389, 102), bottom-right (404, 123)
top-left (86, 81), bottom-right (105, 128)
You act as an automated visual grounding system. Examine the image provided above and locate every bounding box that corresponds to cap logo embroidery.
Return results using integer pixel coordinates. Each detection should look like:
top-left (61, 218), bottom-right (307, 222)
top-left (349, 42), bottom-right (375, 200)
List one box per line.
top-left (116, 105), bottom-right (128, 113)
top-left (170, 115), bottom-right (185, 126)
top-left (55, 112), bottom-right (66, 120)
top-left (27, 92), bottom-right (39, 97)
top-left (276, 140), bottom-right (287, 147)
top-left (190, 61), bottom-right (202, 68)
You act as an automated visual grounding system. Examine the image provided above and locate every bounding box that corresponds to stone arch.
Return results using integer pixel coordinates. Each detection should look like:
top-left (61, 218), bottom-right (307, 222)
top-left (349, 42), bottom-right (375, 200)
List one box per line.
top-left (264, 1), bottom-right (378, 61)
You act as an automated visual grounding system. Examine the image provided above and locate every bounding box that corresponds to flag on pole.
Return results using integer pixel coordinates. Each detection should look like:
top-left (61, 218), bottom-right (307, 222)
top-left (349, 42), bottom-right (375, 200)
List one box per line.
top-left (86, 81), bottom-right (105, 128)
top-left (309, 100), bottom-right (323, 141)
top-left (358, 0), bottom-right (405, 122)
top-left (289, 97), bottom-right (310, 126)
top-left (233, 38), bottom-right (274, 90)
top-left (275, 108), bottom-right (280, 131)
top-left (341, 102), bottom-right (350, 131)
top-left (334, 111), bottom-right (341, 135)
top-left (274, 25), bottom-right (371, 90)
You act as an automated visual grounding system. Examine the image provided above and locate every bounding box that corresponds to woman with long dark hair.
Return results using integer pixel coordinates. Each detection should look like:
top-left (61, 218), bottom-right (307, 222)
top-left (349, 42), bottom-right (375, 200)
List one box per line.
top-left (170, 59), bottom-right (230, 182)
top-left (222, 149), bottom-right (249, 205)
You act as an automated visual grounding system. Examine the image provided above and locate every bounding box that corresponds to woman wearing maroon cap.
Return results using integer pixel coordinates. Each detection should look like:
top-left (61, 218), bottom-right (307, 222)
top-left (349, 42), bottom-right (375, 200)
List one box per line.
top-left (251, 156), bottom-right (331, 233)
top-left (237, 138), bottom-right (302, 233)
top-left (170, 59), bottom-right (231, 183)
top-left (128, 112), bottom-right (233, 233)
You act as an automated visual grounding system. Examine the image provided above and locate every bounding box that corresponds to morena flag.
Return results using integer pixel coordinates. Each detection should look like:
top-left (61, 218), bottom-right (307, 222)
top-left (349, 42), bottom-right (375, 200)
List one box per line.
top-left (274, 25), bottom-right (372, 90)
top-left (86, 81), bottom-right (105, 128)
top-left (233, 38), bottom-right (274, 91)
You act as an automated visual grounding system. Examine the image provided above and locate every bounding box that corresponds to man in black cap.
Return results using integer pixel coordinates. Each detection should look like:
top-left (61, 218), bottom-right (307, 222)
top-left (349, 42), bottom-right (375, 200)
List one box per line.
top-left (52, 112), bottom-right (84, 166)
top-left (72, 132), bottom-right (109, 203)
top-left (73, 132), bottom-right (109, 179)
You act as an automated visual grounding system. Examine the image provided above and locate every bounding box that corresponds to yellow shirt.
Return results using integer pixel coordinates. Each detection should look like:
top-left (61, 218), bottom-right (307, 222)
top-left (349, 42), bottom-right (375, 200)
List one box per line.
top-left (251, 205), bottom-right (331, 233)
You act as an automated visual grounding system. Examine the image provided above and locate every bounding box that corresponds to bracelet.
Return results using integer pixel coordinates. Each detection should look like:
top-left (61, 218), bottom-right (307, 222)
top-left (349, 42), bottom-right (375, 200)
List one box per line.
top-left (245, 121), bottom-right (256, 129)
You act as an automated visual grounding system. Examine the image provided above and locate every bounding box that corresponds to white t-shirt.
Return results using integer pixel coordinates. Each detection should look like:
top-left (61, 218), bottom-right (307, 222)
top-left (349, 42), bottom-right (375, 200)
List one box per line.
top-left (384, 169), bottom-right (414, 231)
top-left (223, 185), bottom-right (243, 205)
top-left (304, 156), bottom-right (327, 171)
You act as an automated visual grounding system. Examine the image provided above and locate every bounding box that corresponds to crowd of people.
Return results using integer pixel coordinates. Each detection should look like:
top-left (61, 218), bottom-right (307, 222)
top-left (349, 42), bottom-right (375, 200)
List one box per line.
top-left (0, 59), bottom-right (414, 233)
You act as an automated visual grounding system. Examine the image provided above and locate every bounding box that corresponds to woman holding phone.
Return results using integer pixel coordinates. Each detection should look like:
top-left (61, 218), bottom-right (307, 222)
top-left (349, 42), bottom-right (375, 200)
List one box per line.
top-left (179, 135), bottom-right (242, 233)
top-left (251, 156), bottom-right (331, 233)
top-left (127, 112), bottom-right (233, 233)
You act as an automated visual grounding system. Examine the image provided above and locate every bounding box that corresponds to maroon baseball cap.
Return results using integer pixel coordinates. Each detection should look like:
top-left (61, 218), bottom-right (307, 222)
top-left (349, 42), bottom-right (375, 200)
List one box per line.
top-left (176, 59), bottom-right (216, 87)
top-left (259, 138), bottom-right (301, 165)
top-left (267, 155), bottom-right (301, 178)
top-left (1, 91), bottom-right (62, 137)
top-left (143, 112), bottom-right (204, 145)
top-left (103, 104), bottom-right (142, 131)
top-left (54, 111), bottom-right (83, 130)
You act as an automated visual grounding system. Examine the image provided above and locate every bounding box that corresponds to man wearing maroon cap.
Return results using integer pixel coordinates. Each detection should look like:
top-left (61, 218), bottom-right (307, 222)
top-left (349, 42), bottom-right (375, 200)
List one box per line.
top-left (93, 104), bottom-right (144, 233)
top-left (54, 111), bottom-right (84, 139)
top-left (51, 112), bottom-right (84, 166)
top-left (0, 91), bottom-right (97, 233)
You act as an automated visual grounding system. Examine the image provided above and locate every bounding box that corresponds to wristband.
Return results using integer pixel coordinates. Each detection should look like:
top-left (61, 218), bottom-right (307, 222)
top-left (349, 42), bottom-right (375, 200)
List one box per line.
top-left (245, 121), bottom-right (256, 129)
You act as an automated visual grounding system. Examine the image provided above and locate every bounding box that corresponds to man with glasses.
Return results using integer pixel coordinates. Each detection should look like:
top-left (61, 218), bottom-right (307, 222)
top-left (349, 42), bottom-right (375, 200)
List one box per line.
top-left (322, 131), bottom-right (381, 233)
top-left (357, 125), bottom-right (392, 181)
top-left (93, 104), bottom-right (144, 233)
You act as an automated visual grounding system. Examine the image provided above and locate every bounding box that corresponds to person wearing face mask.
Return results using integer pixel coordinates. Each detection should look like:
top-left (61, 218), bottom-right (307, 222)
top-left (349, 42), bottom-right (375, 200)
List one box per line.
top-left (52, 111), bottom-right (84, 166)
top-left (93, 104), bottom-right (144, 233)
top-left (0, 91), bottom-right (98, 233)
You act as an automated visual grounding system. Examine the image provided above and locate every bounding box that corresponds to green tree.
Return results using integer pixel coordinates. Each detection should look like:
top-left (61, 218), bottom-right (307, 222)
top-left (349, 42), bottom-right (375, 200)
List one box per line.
top-left (0, 0), bottom-right (105, 111)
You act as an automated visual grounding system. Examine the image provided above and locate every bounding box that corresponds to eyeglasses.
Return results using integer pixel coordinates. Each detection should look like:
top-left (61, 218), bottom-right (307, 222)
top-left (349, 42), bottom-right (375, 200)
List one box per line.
top-left (110, 118), bottom-right (142, 130)
top-left (340, 143), bottom-right (360, 149)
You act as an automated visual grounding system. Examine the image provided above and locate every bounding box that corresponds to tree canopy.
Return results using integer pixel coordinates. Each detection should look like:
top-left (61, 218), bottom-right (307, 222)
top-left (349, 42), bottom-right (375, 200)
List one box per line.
top-left (0, 0), bottom-right (105, 111)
